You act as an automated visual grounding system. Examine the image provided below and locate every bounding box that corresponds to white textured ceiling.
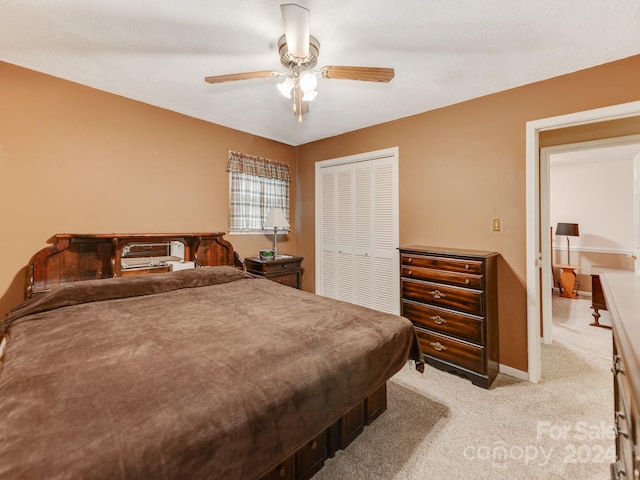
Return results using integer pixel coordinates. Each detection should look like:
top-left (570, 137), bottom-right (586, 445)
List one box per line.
top-left (2, 1), bottom-right (640, 146)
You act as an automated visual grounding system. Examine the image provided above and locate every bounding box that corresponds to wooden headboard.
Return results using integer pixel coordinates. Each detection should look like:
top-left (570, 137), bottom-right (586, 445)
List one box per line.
top-left (25, 233), bottom-right (243, 299)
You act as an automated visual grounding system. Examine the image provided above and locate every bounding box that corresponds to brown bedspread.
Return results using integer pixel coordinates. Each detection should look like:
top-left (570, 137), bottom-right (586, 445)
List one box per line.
top-left (0, 267), bottom-right (421, 480)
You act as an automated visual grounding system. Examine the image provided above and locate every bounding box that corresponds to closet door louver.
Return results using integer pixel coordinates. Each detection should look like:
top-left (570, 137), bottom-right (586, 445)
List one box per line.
top-left (317, 154), bottom-right (398, 315)
top-left (354, 162), bottom-right (373, 308)
top-left (336, 166), bottom-right (355, 303)
top-left (319, 169), bottom-right (337, 299)
top-left (372, 160), bottom-right (397, 314)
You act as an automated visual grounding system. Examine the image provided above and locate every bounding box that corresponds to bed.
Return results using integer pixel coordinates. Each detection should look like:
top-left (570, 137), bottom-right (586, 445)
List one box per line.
top-left (0, 233), bottom-right (423, 480)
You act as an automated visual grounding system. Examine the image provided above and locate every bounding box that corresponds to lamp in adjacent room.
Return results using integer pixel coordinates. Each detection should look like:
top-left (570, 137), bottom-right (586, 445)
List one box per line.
top-left (264, 208), bottom-right (290, 258)
top-left (556, 222), bottom-right (580, 264)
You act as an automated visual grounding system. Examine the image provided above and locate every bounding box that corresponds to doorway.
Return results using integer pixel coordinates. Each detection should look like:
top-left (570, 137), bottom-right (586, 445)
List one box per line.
top-left (525, 100), bottom-right (640, 383)
top-left (541, 137), bottom-right (640, 344)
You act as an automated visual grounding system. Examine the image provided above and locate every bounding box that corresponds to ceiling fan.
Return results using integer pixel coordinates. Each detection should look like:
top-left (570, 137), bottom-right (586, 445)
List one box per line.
top-left (204, 3), bottom-right (394, 122)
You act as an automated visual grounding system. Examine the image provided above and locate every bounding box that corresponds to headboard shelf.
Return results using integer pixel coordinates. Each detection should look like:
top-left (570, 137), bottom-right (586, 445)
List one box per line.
top-left (26, 233), bottom-right (243, 298)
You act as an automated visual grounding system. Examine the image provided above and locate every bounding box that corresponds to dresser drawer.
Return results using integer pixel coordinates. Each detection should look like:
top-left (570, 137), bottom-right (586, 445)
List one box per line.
top-left (256, 259), bottom-right (302, 274)
top-left (402, 299), bottom-right (484, 344)
top-left (401, 278), bottom-right (484, 316)
top-left (245, 256), bottom-right (303, 289)
top-left (269, 272), bottom-right (300, 289)
top-left (401, 266), bottom-right (483, 289)
top-left (260, 456), bottom-right (294, 480)
top-left (415, 328), bottom-right (485, 374)
top-left (295, 432), bottom-right (327, 480)
top-left (401, 254), bottom-right (483, 275)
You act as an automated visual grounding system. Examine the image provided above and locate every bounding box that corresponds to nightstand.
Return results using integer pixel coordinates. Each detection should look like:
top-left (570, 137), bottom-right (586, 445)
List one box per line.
top-left (245, 255), bottom-right (303, 289)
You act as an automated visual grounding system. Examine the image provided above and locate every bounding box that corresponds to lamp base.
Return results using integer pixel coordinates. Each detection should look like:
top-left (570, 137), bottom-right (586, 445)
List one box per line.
top-left (272, 229), bottom-right (278, 258)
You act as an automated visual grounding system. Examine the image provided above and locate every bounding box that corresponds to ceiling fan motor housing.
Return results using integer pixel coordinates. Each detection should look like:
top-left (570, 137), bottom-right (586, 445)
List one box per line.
top-left (278, 34), bottom-right (320, 68)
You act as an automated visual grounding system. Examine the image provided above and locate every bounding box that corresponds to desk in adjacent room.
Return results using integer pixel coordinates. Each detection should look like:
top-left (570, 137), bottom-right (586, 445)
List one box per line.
top-left (590, 274), bottom-right (610, 328)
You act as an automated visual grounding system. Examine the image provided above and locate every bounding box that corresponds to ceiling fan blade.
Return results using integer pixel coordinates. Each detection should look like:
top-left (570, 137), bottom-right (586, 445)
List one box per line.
top-left (321, 66), bottom-right (395, 83)
top-left (204, 70), bottom-right (277, 84)
top-left (281, 3), bottom-right (310, 59)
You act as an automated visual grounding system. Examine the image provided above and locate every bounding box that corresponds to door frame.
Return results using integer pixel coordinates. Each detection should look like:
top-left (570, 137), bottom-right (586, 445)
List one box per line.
top-left (525, 100), bottom-right (640, 383)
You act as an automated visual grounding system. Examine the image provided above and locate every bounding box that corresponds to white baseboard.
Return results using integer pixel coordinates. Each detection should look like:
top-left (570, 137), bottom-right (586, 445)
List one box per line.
top-left (499, 363), bottom-right (529, 381)
top-left (551, 287), bottom-right (592, 298)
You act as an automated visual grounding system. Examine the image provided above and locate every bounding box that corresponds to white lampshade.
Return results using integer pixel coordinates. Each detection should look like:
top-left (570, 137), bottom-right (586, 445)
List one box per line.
top-left (264, 208), bottom-right (290, 230)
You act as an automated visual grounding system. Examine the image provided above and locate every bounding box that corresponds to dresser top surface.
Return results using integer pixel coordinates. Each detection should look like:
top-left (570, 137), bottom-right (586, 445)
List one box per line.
top-left (399, 246), bottom-right (498, 259)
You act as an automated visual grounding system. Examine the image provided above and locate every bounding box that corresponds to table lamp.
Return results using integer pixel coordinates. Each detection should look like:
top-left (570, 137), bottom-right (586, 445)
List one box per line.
top-left (264, 208), bottom-right (290, 258)
top-left (556, 222), bottom-right (580, 264)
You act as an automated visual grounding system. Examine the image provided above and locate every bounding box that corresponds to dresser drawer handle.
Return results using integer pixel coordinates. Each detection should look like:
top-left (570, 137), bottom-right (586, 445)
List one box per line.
top-left (406, 257), bottom-right (413, 264)
top-left (282, 263), bottom-right (288, 269)
top-left (465, 264), bottom-right (470, 270)
top-left (310, 440), bottom-right (318, 450)
top-left (430, 315), bottom-right (446, 325)
top-left (429, 290), bottom-right (446, 299)
top-left (615, 411), bottom-right (629, 438)
top-left (407, 270), bottom-right (413, 276)
top-left (612, 355), bottom-right (624, 374)
top-left (465, 279), bottom-right (470, 285)
top-left (430, 341), bottom-right (446, 352)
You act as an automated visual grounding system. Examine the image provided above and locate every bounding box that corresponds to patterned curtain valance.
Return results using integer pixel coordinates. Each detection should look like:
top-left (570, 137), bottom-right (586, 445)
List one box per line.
top-left (227, 151), bottom-right (290, 182)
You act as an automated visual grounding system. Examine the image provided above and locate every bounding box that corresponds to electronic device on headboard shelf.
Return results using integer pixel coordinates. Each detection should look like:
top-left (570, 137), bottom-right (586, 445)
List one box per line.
top-left (121, 241), bottom-right (183, 271)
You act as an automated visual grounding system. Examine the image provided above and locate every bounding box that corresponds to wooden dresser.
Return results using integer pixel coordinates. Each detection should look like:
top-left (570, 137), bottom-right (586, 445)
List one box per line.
top-left (399, 246), bottom-right (499, 388)
top-left (601, 273), bottom-right (640, 480)
top-left (245, 255), bottom-right (303, 289)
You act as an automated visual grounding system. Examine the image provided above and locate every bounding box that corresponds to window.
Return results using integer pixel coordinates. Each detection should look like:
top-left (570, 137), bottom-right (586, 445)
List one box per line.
top-left (227, 151), bottom-right (290, 232)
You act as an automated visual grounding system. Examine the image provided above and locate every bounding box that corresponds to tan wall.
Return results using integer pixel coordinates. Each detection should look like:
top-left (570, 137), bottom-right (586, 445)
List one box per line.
top-left (296, 54), bottom-right (640, 372)
top-left (0, 62), bottom-right (296, 318)
top-left (4, 54), bottom-right (640, 374)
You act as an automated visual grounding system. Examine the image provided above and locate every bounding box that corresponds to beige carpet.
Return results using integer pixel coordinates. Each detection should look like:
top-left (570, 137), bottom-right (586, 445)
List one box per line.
top-left (313, 293), bottom-right (614, 479)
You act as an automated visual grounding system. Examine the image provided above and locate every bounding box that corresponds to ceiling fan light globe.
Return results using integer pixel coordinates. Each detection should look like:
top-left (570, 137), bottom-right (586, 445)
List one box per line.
top-left (277, 77), bottom-right (294, 99)
top-left (299, 71), bottom-right (317, 93)
top-left (302, 90), bottom-right (318, 101)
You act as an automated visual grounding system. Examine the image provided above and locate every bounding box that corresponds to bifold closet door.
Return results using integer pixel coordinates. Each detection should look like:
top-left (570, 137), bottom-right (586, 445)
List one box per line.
top-left (317, 156), bottom-right (398, 314)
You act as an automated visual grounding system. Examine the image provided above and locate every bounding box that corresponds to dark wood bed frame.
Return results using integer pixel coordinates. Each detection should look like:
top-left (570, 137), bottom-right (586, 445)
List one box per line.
top-left (23, 233), bottom-right (388, 480)
top-left (25, 232), bottom-right (244, 298)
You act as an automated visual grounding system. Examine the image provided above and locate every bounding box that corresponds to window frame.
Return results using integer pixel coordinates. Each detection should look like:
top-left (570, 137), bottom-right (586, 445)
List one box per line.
top-left (227, 152), bottom-right (291, 235)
